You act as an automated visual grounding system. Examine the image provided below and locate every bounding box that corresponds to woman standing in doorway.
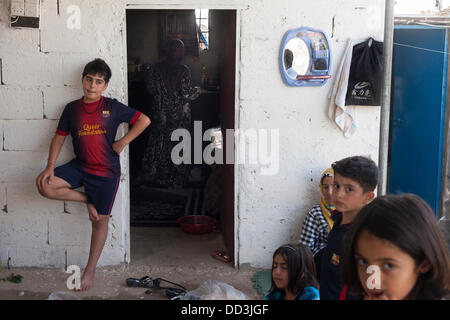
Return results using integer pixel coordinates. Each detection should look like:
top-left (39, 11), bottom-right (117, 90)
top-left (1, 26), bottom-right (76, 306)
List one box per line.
top-left (142, 39), bottom-right (200, 188)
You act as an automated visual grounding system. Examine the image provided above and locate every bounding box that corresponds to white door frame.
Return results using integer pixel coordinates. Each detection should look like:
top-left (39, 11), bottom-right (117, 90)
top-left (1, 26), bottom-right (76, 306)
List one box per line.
top-left (122, 1), bottom-right (242, 267)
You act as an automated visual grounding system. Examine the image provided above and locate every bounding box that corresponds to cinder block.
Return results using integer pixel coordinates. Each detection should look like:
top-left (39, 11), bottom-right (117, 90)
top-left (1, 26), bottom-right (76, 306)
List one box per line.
top-left (0, 24), bottom-right (40, 54)
top-left (43, 86), bottom-right (82, 120)
top-left (4, 120), bottom-right (57, 151)
top-left (40, 0), bottom-right (96, 54)
top-left (98, 244), bottom-right (124, 267)
top-left (0, 121), bottom-right (3, 150)
top-left (0, 86), bottom-right (43, 120)
top-left (0, 243), bottom-right (66, 268)
top-left (64, 242), bottom-right (123, 268)
top-left (7, 183), bottom-right (63, 214)
top-left (0, 151), bottom-right (48, 182)
top-left (0, 212), bottom-right (48, 246)
top-left (0, 183), bottom-right (6, 213)
top-left (48, 213), bottom-right (91, 247)
top-left (59, 137), bottom-right (76, 157)
top-left (0, 150), bottom-right (75, 184)
top-left (2, 53), bottom-right (64, 86)
top-left (64, 200), bottom-right (87, 216)
top-left (64, 245), bottom-right (89, 268)
top-left (64, 245), bottom-right (123, 267)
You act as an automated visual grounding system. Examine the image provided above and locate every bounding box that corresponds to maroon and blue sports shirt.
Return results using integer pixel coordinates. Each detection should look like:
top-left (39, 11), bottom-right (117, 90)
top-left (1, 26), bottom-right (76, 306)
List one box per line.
top-left (56, 96), bottom-right (141, 178)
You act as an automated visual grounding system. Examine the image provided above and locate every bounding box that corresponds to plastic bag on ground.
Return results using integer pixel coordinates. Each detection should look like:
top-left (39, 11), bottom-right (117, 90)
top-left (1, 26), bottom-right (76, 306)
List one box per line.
top-left (180, 280), bottom-right (249, 300)
top-left (48, 291), bottom-right (81, 300)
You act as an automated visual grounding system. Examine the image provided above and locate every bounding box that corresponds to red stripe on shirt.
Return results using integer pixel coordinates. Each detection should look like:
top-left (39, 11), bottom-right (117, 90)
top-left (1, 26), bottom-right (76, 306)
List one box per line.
top-left (130, 111), bottom-right (142, 125)
top-left (107, 177), bottom-right (120, 216)
top-left (56, 129), bottom-right (69, 136)
top-left (338, 285), bottom-right (348, 300)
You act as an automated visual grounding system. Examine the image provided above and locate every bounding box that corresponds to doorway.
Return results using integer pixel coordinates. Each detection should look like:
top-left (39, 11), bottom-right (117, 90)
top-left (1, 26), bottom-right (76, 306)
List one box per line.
top-left (125, 9), bottom-right (237, 264)
top-left (389, 25), bottom-right (447, 216)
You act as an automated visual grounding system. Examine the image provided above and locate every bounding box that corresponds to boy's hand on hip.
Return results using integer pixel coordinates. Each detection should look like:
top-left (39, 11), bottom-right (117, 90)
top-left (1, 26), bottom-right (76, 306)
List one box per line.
top-left (36, 167), bottom-right (55, 191)
top-left (112, 139), bottom-right (127, 155)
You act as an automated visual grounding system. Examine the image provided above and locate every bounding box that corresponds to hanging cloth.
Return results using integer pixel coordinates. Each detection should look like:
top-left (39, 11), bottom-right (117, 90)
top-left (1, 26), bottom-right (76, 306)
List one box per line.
top-left (328, 38), bottom-right (356, 138)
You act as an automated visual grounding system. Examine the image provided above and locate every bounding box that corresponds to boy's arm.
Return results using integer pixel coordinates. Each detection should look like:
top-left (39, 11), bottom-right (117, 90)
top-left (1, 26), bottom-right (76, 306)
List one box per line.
top-left (112, 113), bottom-right (151, 155)
top-left (36, 134), bottom-right (66, 191)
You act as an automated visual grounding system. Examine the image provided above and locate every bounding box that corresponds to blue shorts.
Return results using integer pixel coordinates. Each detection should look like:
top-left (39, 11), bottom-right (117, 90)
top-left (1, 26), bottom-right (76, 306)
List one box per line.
top-left (54, 160), bottom-right (120, 216)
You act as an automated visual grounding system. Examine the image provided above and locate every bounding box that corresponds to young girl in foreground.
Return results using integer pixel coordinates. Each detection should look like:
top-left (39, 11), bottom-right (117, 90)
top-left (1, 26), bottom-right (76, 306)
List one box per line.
top-left (265, 244), bottom-right (320, 300)
top-left (341, 194), bottom-right (450, 300)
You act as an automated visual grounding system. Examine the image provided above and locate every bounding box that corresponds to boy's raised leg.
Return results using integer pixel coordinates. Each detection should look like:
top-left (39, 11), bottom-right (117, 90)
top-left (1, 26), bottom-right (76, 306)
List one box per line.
top-left (78, 214), bottom-right (109, 291)
top-left (38, 176), bottom-right (87, 203)
top-left (38, 175), bottom-right (99, 221)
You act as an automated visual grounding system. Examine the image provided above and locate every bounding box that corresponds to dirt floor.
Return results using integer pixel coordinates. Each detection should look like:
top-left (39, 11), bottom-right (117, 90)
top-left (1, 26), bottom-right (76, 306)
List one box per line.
top-left (0, 227), bottom-right (266, 300)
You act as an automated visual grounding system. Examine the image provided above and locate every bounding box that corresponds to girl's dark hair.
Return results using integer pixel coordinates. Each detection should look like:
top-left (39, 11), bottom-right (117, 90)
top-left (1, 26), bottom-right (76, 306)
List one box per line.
top-left (341, 194), bottom-right (450, 300)
top-left (82, 58), bottom-right (112, 83)
top-left (269, 243), bottom-right (319, 296)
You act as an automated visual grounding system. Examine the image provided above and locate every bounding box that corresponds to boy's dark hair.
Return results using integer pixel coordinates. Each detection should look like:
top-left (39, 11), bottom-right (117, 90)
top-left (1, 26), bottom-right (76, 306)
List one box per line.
top-left (269, 243), bottom-right (319, 296)
top-left (332, 156), bottom-right (378, 192)
top-left (341, 194), bottom-right (450, 300)
top-left (82, 58), bottom-right (112, 83)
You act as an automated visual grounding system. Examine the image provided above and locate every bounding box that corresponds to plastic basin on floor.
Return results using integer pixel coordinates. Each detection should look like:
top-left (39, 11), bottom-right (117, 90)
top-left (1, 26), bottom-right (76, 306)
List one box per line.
top-left (177, 215), bottom-right (217, 234)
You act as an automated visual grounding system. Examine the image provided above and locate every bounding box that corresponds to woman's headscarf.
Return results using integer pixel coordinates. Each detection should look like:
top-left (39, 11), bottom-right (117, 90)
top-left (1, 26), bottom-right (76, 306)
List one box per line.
top-left (319, 167), bottom-right (335, 231)
top-left (157, 38), bottom-right (191, 93)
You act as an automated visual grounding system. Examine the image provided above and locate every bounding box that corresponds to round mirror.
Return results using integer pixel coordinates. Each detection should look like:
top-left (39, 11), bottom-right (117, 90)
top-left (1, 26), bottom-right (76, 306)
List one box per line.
top-left (284, 37), bottom-right (310, 77)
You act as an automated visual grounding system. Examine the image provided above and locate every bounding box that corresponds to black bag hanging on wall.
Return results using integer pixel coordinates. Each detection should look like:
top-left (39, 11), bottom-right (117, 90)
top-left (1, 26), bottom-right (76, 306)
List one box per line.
top-left (345, 37), bottom-right (383, 106)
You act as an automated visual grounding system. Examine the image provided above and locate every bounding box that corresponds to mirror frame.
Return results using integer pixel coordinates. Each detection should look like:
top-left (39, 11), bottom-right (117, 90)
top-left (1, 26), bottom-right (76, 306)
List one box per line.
top-left (279, 27), bottom-right (332, 87)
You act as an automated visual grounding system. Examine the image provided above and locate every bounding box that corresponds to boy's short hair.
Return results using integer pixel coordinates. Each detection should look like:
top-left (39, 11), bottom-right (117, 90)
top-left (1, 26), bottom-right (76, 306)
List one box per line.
top-left (82, 58), bottom-right (112, 83)
top-left (332, 156), bottom-right (378, 192)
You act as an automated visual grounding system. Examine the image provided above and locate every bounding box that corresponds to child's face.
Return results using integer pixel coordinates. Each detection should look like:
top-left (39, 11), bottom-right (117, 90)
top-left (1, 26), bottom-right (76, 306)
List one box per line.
top-left (322, 176), bottom-right (334, 204)
top-left (272, 253), bottom-right (289, 290)
top-left (82, 73), bottom-right (108, 103)
top-left (332, 173), bottom-right (374, 215)
top-left (355, 229), bottom-right (428, 300)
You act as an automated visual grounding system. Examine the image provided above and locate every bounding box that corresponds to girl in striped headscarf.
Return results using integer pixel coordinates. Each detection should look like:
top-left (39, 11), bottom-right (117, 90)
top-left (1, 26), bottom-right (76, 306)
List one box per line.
top-left (299, 168), bottom-right (336, 256)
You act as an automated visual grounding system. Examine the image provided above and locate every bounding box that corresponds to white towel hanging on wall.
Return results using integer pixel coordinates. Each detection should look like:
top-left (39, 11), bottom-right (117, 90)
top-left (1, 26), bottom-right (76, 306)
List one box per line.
top-left (327, 38), bottom-right (357, 138)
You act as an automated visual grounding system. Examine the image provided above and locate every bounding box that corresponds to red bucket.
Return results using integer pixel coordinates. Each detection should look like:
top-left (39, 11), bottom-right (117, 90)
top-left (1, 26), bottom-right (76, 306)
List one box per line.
top-left (177, 215), bottom-right (217, 234)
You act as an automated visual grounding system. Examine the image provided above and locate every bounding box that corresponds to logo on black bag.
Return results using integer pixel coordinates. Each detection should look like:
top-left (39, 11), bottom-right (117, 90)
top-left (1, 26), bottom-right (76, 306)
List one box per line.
top-left (353, 81), bottom-right (371, 90)
top-left (351, 82), bottom-right (373, 100)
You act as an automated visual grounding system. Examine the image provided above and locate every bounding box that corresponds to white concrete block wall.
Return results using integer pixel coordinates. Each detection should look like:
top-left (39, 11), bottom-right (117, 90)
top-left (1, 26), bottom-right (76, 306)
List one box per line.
top-left (0, 86), bottom-right (43, 119)
top-left (0, 0), bottom-right (385, 269)
top-left (0, 183), bottom-right (6, 213)
top-left (4, 120), bottom-right (57, 151)
top-left (0, 0), bottom-right (128, 268)
top-left (236, 0), bottom-right (384, 268)
top-left (7, 183), bottom-right (63, 214)
top-left (43, 86), bottom-right (82, 120)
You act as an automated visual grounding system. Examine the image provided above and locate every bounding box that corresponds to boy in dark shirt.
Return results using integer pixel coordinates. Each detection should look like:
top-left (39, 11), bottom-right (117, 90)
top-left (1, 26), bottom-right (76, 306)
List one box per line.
top-left (36, 58), bottom-right (150, 291)
top-left (318, 156), bottom-right (378, 300)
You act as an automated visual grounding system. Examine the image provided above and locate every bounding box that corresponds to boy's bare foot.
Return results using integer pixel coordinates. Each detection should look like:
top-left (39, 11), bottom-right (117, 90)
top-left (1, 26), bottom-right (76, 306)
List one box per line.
top-left (87, 203), bottom-right (99, 221)
top-left (77, 269), bottom-right (95, 291)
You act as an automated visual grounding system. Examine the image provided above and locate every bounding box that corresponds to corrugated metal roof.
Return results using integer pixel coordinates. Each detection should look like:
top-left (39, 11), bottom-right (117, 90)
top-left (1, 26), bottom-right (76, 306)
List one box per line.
top-left (395, 8), bottom-right (450, 27)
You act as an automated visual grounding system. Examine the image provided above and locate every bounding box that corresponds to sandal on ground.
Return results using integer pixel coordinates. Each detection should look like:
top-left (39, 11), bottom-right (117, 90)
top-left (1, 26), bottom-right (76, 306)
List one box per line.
top-left (126, 276), bottom-right (153, 288)
top-left (212, 250), bottom-right (232, 263)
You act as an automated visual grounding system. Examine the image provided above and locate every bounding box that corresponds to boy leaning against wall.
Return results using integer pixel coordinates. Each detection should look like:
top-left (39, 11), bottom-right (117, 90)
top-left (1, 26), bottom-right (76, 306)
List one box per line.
top-left (36, 58), bottom-right (150, 291)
